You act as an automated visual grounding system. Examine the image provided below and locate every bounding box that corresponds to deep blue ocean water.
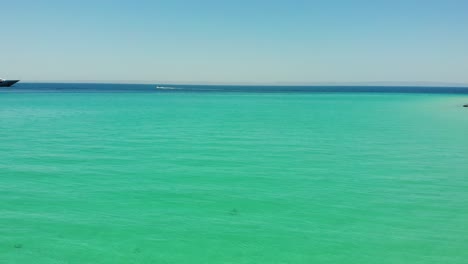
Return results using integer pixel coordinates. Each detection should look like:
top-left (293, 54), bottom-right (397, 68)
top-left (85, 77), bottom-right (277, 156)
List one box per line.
top-left (3, 82), bottom-right (468, 94)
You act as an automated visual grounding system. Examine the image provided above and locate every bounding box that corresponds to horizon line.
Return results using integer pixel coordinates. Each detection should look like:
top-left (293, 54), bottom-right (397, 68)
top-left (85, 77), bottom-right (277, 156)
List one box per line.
top-left (17, 80), bottom-right (468, 87)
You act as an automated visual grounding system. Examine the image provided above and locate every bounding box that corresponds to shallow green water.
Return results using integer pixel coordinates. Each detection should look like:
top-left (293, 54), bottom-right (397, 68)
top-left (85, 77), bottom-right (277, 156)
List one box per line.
top-left (1, 92), bottom-right (468, 263)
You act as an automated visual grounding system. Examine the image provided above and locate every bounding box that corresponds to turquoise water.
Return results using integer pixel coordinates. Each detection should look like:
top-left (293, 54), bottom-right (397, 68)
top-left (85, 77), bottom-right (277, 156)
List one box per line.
top-left (1, 90), bottom-right (468, 263)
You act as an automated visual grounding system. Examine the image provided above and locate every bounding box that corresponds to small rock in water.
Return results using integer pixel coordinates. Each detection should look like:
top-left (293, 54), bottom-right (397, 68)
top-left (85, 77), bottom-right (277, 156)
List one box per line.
top-left (14, 244), bottom-right (23, 249)
top-left (229, 209), bottom-right (238, 216)
top-left (463, 104), bottom-right (468, 107)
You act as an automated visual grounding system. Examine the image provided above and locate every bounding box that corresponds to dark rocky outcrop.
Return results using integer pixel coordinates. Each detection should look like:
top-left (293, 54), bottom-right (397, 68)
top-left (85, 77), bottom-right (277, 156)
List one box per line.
top-left (464, 104), bottom-right (468, 107)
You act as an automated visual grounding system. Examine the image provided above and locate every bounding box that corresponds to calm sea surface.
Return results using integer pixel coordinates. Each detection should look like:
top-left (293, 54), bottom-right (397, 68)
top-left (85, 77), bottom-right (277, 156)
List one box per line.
top-left (1, 84), bottom-right (468, 263)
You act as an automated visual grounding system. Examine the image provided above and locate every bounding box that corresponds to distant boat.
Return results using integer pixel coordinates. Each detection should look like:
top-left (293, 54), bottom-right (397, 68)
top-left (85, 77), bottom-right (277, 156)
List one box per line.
top-left (0, 78), bottom-right (20, 87)
top-left (156, 85), bottom-right (179, 90)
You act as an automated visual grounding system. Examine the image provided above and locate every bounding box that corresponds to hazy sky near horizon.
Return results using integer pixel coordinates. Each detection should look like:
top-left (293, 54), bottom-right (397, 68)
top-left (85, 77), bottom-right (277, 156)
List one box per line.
top-left (1, 0), bottom-right (468, 84)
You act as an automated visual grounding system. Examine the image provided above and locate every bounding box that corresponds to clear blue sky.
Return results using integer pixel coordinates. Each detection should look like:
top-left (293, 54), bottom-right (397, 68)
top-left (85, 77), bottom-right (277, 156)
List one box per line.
top-left (1, 0), bottom-right (467, 84)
